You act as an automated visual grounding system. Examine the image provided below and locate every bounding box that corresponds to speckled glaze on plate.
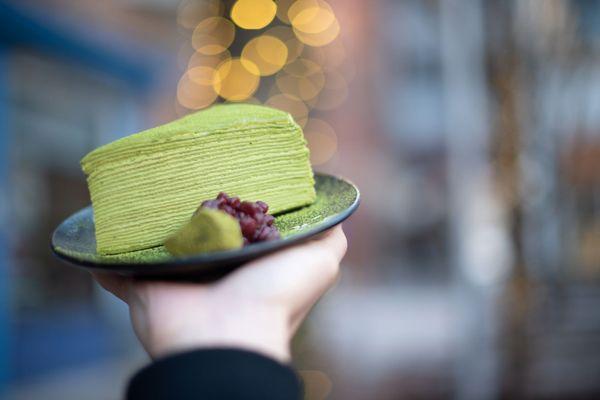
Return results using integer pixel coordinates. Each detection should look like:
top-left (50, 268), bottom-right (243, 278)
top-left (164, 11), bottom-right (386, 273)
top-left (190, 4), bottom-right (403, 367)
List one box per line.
top-left (51, 173), bottom-right (359, 279)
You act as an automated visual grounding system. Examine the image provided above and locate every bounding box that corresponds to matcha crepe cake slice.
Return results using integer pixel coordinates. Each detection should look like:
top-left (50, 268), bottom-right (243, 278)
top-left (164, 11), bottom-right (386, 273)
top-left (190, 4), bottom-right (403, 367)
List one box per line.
top-left (81, 104), bottom-right (315, 255)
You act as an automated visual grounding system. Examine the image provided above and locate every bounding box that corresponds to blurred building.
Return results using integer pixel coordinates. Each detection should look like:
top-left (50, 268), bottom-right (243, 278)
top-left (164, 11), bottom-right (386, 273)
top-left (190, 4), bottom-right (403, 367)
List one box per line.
top-left (0, 0), bottom-right (171, 396)
top-left (1, 0), bottom-right (599, 399)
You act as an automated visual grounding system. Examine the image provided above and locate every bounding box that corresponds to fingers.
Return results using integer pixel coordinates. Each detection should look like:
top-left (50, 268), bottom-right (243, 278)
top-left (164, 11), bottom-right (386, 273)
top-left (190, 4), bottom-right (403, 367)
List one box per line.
top-left (284, 228), bottom-right (347, 332)
top-left (299, 225), bottom-right (347, 284)
top-left (91, 272), bottom-right (132, 303)
top-left (90, 225), bottom-right (348, 317)
top-left (224, 225), bottom-right (347, 318)
top-left (312, 225), bottom-right (347, 263)
top-left (239, 224), bottom-right (347, 283)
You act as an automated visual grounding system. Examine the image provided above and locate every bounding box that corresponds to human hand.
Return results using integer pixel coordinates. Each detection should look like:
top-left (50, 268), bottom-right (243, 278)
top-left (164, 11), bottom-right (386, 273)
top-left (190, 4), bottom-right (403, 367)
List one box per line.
top-left (93, 226), bottom-right (347, 363)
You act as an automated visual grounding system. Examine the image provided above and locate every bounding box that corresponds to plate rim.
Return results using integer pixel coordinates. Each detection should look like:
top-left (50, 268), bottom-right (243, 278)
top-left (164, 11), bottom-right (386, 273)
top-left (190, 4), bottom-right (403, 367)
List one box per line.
top-left (50, 173), bottom-right (360, 274)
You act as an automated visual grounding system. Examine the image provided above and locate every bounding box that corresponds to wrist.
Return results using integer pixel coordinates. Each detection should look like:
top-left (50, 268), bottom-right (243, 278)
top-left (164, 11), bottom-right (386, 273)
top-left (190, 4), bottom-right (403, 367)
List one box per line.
top-left (147, 302), bottom-right (292, 363)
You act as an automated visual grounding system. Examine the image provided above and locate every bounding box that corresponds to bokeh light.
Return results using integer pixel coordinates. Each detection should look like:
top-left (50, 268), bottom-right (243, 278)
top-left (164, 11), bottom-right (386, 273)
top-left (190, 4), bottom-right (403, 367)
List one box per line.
top-left (289, 0), bottom-right (335, 34)
top-left (241, 35), bottom-right (288, 76)
top-left (303, 118), bottom-right (337, 165)
top-left (275, 0), bottom-right (296, 24)
top-left (192, 17), bottom-right (235, 55)
top-left (303, 40), bottom-right (346, 70)
top-left (231, 0), bottom-right (277, 30)
top-left (265, 93), bottom-right (309, 127)
top-left (188, 65), bottom-right (216, 85)
top-left (265, 26), bottom-right (305, 64)
top-left (232, 96), bottom-right (262, 105)
top-left (287, 0), bottom-right (321, 24)
top-left (213, 58), bottom-right (260, 101)
top-left (188, 49), bottom-right (231, 70)
top-left (178, 0), bottom-right (348, 125)
top-left (177, 67), bottom-right (219, 110)
top-left (293, 16), bottom-right (339, 46)
top-left (177, 0), bottom-right (223, 30)
top-left (276, 58), bottom-right (325, 100)
top-left (307, 69), bottom-right (348, 111)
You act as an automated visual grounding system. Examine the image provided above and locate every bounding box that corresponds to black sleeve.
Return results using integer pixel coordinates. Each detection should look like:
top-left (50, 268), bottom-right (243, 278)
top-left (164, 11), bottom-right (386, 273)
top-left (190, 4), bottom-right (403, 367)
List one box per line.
top-left (127, 348), bottom-right (302, 400)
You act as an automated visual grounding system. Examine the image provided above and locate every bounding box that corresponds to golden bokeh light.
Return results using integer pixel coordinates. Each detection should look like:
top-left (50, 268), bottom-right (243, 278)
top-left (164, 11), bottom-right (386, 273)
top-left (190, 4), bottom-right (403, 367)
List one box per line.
top-left (177, 67), bottom-right (219, 110)
top-left (265, 93), bottom-right (309, 127)
top-left (187, 49), bottom-right (231, 70)
top-left (275, 0), bottom-right (296, 24)
top-left (276, 58), bottom-right (325, 101)
top-left (223, 96), bottom-right (262, 106)
top-left (192, 17), bottom-right (235, 55)
top-left (179, 0), bottom-right (349, 118)
top-left (265, 26), bottom-right (304, 64)
top-left (287, 0), bottom-right (320, 24)
top-left (241, 35), bottom-right (288, 76)
top-left (303, 40), bottom-right (346, 69)
top-left (289, 0), bottom-right (335, 34)
top-left (307, 69), bottom-right (348, 111)
top-left (293, 15), bottom-right (340, 47)
top-left (177, 0), bottom-right (223, 30)
top-left (175, 97), bottom-right (191, 117)
top-left (213, 58), bottom-right (260, 101)
top-left (284, 57), bottom-right (324, 78)
top-left (231, 0), bottom-right (277, 30)
top-left (188, 66), bottom-right (216, 85)
top-left (303, 118), bottom-right (337, 165)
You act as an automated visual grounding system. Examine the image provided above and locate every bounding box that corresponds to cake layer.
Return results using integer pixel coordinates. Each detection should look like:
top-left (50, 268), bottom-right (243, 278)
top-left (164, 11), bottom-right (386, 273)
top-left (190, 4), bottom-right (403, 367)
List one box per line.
top-left (81, 104), bottom-right (316, 255)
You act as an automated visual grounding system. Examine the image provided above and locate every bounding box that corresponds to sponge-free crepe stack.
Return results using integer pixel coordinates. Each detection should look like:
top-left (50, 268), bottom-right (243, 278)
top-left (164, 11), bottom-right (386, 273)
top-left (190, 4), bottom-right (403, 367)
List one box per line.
top-left (81, 104), bottom-right (315, 255)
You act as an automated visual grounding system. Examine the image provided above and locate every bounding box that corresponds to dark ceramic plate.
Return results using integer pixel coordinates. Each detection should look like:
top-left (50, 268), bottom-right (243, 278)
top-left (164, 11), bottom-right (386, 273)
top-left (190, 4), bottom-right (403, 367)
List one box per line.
top-left (51, 173), bottom-right (359, 279)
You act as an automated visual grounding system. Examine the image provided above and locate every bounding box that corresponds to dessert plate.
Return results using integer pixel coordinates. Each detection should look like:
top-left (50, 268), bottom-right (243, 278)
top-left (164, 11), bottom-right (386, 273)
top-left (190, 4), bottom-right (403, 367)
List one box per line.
top-left (51, 173), bottom-right (359, 279)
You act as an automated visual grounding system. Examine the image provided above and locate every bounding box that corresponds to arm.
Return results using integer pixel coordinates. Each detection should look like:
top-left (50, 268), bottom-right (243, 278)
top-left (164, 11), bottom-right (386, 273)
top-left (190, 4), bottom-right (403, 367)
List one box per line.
top-left (93, 226), bottom-right (347, 399)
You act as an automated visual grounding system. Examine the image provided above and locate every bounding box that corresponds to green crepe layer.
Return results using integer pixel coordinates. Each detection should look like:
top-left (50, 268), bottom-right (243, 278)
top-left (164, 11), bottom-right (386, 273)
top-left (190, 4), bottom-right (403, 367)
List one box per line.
top-left (81, 104), bottom-right (316, 255)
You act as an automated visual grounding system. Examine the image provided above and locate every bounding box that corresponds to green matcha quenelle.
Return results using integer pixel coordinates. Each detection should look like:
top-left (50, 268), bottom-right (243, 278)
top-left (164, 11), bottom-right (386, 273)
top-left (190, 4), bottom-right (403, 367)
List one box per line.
top-left (165, 208), bottom-right (243, 256)
top-left (81, 104), bottom-right (315, 255)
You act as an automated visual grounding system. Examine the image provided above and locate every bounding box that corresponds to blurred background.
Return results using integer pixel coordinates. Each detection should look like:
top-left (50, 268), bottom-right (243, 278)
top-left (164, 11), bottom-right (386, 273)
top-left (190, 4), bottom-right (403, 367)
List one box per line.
top-left (1, 0), bottom-right (599, 398)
